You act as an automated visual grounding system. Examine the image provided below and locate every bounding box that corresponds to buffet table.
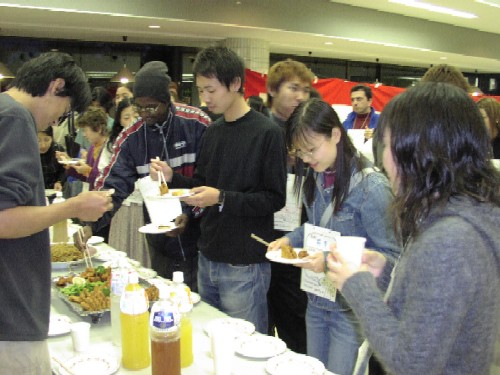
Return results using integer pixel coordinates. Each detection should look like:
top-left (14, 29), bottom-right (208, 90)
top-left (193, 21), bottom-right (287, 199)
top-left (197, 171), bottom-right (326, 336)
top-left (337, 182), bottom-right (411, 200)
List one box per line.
top-left (49, 243), bottom-right (332, 374)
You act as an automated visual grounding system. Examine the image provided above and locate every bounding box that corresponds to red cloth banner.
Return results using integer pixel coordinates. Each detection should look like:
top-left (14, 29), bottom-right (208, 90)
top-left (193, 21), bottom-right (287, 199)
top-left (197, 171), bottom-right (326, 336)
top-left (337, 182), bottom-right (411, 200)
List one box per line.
top-left (244, 69), bottom-right (499, 111)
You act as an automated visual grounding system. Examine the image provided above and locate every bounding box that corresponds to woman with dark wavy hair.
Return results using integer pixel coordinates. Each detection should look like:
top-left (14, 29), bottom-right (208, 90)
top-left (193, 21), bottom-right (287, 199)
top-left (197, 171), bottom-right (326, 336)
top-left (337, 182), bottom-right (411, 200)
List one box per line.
top-left (269, 98), bottom-right (400, 374)
top-left (327, 82), bottom-right (500, 375)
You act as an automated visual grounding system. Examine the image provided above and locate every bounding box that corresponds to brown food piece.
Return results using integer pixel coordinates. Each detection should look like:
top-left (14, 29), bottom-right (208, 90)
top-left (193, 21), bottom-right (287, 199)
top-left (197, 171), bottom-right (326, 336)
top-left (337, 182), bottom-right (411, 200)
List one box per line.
top-left (281, 245), bottom-right (297, 259)
top-left (298, 250), bottom-right (309, 258)
top-left (159, 182), bottom-right (169, 196)
top-left (171, 190), bottom-right (184, 196)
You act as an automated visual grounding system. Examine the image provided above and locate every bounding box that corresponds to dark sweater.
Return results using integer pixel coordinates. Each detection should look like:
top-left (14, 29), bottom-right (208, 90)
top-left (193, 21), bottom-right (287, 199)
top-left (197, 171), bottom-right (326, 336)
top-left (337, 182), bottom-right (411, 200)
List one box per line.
top-left (172, 109), bottom-right (287, 264)
top-left (40, 141), bottom-right (66, 189)
top-left (342, 196), bottom-right (500, 375)
top-left (0, 93), bottom-right (51, 341)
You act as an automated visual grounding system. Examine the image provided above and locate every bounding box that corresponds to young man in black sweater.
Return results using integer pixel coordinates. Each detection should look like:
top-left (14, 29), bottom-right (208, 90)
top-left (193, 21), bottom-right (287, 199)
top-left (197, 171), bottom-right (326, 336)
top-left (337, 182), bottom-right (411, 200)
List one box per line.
top-left (151, 46), bottom-right (287, 333)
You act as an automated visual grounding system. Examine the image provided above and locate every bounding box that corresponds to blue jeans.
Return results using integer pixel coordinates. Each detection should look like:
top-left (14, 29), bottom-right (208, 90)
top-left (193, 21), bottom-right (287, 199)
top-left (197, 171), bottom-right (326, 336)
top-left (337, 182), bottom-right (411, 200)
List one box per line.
top-left (306, 300), bottom-right (364, 375)
top-left (198, 253), bottom-right (271, 334)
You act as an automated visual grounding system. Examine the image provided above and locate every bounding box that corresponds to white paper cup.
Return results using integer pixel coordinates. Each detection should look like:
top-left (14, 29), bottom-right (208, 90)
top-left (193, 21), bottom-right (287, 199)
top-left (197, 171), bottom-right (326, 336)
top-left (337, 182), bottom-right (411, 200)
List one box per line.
top-left (70, 322), bottom-right (90, 352)
top-left (210, 326), bottom-right (235, 375)
top-left (335, 236), bottom-right (366, 269)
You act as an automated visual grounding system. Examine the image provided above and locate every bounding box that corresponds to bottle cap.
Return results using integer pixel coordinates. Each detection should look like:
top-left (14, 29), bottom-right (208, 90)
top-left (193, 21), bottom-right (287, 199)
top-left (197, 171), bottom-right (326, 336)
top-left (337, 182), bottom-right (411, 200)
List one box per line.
top-left (172, 271), bottom-right (184, 284)
top-left (56, 191), bottom-right (63, 197)
top-left (128, 272), bottom-right (139, 284)
top-left (158, 285), bottom-right (169, 300)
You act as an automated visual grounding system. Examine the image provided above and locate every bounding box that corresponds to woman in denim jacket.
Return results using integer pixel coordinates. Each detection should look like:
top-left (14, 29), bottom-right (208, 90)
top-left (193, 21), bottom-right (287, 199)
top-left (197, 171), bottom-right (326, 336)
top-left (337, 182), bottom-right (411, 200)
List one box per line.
top-left (269, 98), bottom-right (400, 375)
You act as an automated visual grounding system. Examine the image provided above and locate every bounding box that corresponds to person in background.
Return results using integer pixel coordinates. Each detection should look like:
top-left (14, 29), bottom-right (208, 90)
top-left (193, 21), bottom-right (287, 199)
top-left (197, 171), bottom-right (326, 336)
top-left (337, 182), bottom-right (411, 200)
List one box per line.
top-left (91, 61), bottom-right (210, 291)
top-left (265, 58), bottom-right (314, 354)
top-left (75, 86), bottom-right (114, 150)
top-left (246, 95), bottom-right (269, 116)
top-left (420, 64), bottom-right (471, 92)
top-left (477, 97), bottom-right (500, 159)
top-left (342, 84), bottom-right (379, 141)
top-left (267, 59), bottom-right (314, 130)
top-left (152, 46), bottom-right (287, 334)
top-left (269, 98), bottom-right (399, 375)
top-left (63, 106), bottom-right (111, 191)
top-left (0, 51), bottom-right (112, 374)
top-left (105, 98), bottom-right (148, 265)
top-left (38, 125), bottom-right (66, 191)
top-left (114, 82), bottom-right (134, 107)
top-left (327, 82), bottom-right (500, 375)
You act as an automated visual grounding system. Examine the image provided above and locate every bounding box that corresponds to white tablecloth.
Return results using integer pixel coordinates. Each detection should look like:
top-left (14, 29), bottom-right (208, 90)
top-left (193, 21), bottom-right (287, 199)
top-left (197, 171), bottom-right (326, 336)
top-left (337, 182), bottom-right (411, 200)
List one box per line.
top-left (49, 245), bottom-right (334, 374)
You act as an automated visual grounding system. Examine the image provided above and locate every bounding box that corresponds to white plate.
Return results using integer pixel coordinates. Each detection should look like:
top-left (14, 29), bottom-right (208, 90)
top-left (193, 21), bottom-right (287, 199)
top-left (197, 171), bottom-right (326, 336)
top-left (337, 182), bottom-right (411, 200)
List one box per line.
top-left (138, 223), bottom-right (178, 234)
top-left (147, 188), bottom-right (193, 199)
top-left (48, 314), bottom-right (71, 336)
top-left (265, 249), bottom-right (310, 265)
top-left (51, 243), bottom-right (97, 269)
top-left (58, 159), bottom-right (80, 165)
top-left (94, 250), bottom-right (127, 262)
top-left (190, 291), bottom-right (201, 305)
top-left (45, 189), bottom-right (57, 196)
top-left (235, 335), bottom-right (287, 359)
top-left (55, 354), bottom-right (120, 375)
top-left (137, 267), bottom-right (157, 279)
top-left (87, 236), bottom-right (104, 245)
top-left (204, 317), bottom-right (255, 337)
top-left (266, 352), bottom-right (325, 375)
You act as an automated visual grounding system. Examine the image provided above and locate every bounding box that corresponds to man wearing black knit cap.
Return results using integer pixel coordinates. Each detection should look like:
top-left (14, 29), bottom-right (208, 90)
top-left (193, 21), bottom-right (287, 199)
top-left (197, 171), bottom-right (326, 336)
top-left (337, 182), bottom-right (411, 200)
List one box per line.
top-left (91, 61), bottom-right (211, 290)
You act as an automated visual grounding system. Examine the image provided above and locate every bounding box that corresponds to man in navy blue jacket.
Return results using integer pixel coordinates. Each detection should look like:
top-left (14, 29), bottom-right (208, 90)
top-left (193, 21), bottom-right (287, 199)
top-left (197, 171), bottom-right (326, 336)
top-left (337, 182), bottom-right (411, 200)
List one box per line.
top-left (342, 84), bottom-right (380, 141)
top-left (92, 61), bottom-right (210, 290)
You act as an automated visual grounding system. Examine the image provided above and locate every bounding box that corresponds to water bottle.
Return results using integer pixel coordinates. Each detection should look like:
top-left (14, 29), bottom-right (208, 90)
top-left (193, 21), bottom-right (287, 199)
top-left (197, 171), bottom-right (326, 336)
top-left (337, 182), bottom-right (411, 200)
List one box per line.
top-left (51, 192), bottom-right (68, 243)
top-left (110, 259), bottom-right (128, 346)
top-left (150, 286), bottom-right (181, 375)
top-left (120, 272), bottom-right (150, 370)
top-left (172, 271), bottom-right (194, 368)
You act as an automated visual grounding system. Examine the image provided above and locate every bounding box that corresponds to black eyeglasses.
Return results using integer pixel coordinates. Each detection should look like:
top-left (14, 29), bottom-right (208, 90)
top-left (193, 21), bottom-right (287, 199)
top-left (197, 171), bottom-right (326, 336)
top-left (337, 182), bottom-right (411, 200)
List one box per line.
top-left (135, 103), bottom-right (161, 114)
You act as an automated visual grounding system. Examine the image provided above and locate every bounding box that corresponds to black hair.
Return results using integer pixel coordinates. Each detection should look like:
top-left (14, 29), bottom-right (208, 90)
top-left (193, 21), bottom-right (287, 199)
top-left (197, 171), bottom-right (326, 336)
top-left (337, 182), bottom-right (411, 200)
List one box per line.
top-left (193, 46), bottom-right (245, 93)
top-left (286, 98), bottom-right (366, 212)
top-left (91, 86), bottom-right (114, 113)
top-left (107, 98), bottom-right (133, 151)
top-left (10, 52), bottom-right (91, 113)
top-left (376, 82), bottom-right (500, 239)
top-left (39, 126), bottom-right (53, 137)
top-left (247, 95), bottom-right (267, 114)
top-left (350, 84), bottom-right (372, 100)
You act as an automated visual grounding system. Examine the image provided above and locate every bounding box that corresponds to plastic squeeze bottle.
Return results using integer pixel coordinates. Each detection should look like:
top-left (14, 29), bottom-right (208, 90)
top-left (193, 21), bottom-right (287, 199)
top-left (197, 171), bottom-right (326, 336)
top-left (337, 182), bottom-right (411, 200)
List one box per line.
top-left (51, 192), bottom-right (68, 243)
top-left (172, 271), bottom-right (194, 368)
top-left (120, 272), bottom-right (150, 370)
top-left (150, 286), bottom-right (181, 375)
top-left (110, 259), bottom-right (128, 346)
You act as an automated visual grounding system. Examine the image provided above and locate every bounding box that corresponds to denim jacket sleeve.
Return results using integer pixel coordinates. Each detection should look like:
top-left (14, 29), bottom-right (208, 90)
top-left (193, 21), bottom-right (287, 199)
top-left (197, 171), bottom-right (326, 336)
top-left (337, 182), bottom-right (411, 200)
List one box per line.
top-left (357, 172), bottom-right (401, 290)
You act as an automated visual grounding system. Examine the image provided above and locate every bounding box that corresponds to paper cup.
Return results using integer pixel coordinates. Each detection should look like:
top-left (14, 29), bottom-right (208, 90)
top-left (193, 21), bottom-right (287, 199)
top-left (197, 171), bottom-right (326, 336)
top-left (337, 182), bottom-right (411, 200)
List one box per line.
top-left (335, 236), bottom-right (366, 269)
top-left (210, 326), bottom-right (235, 375)
top-left (71, 322), bottom-right (90, 352)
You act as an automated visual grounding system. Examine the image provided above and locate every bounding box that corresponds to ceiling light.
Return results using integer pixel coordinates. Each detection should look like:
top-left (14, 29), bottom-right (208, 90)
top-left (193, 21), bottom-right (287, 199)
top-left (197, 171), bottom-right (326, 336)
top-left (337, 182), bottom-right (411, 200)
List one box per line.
top-left (110, 65), bottom-right (134, 83)
top-left (389, 0), bottom-right (477, 18)
top-left (475, 0), bottom-right (500, 8)
top-left (0, 62), bottom-right (15, 79)
top-left (324, 42), bottom-right (333, 45)
top-left (440, 56), bottom-right (448, 60)
top-left (148, 25), bottom-right (160, 29)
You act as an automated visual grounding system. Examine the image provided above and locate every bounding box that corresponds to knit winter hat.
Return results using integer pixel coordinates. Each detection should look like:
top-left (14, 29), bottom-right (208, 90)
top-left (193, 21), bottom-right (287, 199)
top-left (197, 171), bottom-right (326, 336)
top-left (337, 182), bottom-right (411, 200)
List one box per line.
top-left (133, 61), bottom-right (172, 103)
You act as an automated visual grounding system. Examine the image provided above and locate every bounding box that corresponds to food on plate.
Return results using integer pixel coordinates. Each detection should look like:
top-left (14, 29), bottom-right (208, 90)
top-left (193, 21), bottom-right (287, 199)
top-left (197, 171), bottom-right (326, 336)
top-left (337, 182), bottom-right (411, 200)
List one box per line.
top-left (159, 182), bottom-right (169, 196)
top-left (55, 266), bottom-right (111, 287)
top-left (158, 224), bottom-right (172, 230)
top-left (298, 250), bottom-right (309, 258)
top-left (56, 266), bottom-right (112, 312)
top-left (171, 189), bottom-right (185, 196)
top-left (51, 243), bottom-right (83, 262)
top-left (68, 284), bottom-right (110, 311)
top-left (145, 285), bottom-right (159, 302)
top-left (281, 245), bottom-right (297, 259)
